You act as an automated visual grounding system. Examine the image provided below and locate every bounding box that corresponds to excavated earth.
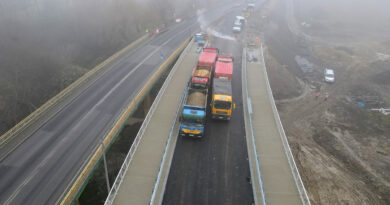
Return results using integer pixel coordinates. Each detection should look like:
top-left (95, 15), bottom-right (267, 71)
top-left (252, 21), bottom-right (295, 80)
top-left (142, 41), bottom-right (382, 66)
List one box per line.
top-left (247, 0), bottom-right (390, 204)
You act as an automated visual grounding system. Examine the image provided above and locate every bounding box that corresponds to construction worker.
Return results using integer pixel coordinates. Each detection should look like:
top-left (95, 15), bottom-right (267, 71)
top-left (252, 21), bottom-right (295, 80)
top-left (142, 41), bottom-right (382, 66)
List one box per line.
top-left (324, 92), bottom-right (329, 101)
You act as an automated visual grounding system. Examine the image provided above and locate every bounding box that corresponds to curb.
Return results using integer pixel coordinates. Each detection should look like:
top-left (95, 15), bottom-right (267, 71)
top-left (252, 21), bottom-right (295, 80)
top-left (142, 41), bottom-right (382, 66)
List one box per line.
top-left (60, 37), bottom-right (191, 205)
top-left (0, 33), bottom-right (150, 148)
top-left (260, 44), bottom-right (311, 205)
top-left (242, 47), bottom-right (267, 205)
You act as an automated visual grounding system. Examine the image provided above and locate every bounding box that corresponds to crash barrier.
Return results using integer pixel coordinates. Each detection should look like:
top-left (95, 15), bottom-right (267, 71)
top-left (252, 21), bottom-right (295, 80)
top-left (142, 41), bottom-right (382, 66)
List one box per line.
top-left (148, 43), bottom-right (195, 205)
top-left (242, 48), bottom-right (267, 205)
top-left (260, 44), bottom-right (311, 205)
top-left (0, 34), bottom-right (150, 148)
top-left (105, 5), bottom-right (243, 204)
top-left (103, 38), bottom-right (192, 205)
top-left (60, 37), bottom-right (190, 205)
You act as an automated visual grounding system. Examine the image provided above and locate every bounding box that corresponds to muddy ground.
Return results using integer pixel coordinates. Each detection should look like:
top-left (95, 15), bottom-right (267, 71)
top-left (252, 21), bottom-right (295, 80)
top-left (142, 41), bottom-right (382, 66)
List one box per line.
top-left (247, 0), bottom-right (390, 204)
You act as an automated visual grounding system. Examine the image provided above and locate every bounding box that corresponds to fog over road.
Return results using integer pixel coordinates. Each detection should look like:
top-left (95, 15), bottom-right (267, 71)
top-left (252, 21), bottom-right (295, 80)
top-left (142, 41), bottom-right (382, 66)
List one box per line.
top-left (163, 5), bottom-right (255, 205)
top-left (0, 3), bottom-right (234, 204)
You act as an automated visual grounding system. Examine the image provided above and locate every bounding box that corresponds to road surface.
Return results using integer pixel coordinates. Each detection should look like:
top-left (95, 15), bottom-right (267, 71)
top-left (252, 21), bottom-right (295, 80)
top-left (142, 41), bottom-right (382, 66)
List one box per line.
top-left (163, 7), bottom-right (254, 205)
top-left (110, 37), bottom-right (200, 205)
top-left (0, 4), bottom-right (234, 205)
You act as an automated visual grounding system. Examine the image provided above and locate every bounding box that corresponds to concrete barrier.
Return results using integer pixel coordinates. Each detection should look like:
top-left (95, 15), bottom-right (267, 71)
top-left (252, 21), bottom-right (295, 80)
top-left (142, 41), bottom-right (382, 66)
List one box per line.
top-left (242, 48), bottom-right (267, 205)
top-left (60, 37), bottom-right (191, 205)
top-left (0, 33), bottom-right (150, 148)
top-left (260, 44), bottom-right (311, 205)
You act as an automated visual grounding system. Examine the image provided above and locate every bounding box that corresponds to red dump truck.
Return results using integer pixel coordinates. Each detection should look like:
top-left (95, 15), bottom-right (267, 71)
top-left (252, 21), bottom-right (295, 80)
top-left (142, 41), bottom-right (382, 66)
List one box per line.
top-left (214, 55), bottom-right (233, 80)
top-left (191, 47), bottom-right (219, 89)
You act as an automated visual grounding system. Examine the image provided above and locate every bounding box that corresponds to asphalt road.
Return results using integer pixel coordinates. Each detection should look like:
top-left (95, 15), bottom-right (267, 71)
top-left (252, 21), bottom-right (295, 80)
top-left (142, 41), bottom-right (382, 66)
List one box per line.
top-left (162, 7), bottom-right (254, 205)
top-left (0, 4), bottom-right (235, 205)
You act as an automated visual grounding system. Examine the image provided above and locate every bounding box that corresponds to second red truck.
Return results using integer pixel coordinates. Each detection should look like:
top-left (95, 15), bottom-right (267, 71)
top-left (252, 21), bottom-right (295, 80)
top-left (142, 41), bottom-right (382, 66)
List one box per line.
top-left (191, 47), bottom-right (219, 89)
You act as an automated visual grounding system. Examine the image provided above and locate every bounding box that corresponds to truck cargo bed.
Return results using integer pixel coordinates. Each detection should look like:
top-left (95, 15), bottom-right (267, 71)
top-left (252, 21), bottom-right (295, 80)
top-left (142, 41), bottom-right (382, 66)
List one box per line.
top-left (187, 91), bottom-right (206, 107)
top-left (212, 78), bottom-right (232, 95)
top-left (193, 69), bottom-right (210, 77)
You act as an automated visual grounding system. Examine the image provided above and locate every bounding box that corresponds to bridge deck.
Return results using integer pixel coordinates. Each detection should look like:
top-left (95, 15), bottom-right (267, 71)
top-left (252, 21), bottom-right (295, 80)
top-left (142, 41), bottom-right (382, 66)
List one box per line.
top-left (111, 41), bottom-right (199, 205)
top-left (244, 48), bottom-right (302, 204)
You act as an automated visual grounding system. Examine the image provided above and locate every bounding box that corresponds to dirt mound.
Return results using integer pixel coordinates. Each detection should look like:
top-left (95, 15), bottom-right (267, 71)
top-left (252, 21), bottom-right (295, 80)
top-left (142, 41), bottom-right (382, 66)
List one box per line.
top-left (255, 0), bottom-right (390, 204)
top-left (263, 48), bottom-right (303, 100)
top-left (187, 91), bottom-right (206, 107)
top-left (194, 69), bottom-right (210, 77)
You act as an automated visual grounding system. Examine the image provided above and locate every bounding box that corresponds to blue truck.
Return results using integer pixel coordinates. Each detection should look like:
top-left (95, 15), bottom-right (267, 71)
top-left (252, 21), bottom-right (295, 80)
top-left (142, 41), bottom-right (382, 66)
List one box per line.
top-left (179, 87), bottom-right (208, 138)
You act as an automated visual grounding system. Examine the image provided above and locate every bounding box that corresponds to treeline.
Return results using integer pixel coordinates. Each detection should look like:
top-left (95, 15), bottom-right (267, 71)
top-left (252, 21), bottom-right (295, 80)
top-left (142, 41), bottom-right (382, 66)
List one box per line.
top-left (0, 0), bottom-right (222, 135)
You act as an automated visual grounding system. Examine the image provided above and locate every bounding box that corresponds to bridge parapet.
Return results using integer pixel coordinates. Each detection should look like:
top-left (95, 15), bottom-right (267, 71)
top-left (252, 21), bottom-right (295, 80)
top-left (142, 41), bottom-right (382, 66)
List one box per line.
top-left (105, 38), bottom-right (199, 205)
top-left (242, 45), bottom-right (311, 205)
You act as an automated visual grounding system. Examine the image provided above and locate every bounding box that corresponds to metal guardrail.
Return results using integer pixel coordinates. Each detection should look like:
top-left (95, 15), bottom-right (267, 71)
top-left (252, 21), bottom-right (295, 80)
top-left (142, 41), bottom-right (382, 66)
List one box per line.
top-left (149, 89), bottom-right (184, 205)
top-left (149, 9), bottom-right (241, 203)
top-left (0, 34), bottom-right (150, 147)
top-left (149, 40), bottom-right (194, 205)
top-left (104, 38), bottom-right (193, 205)
top-left (62, 35), bottom-right (186, 205)
top-left (371, 108), bottom-right (390, 115)
top-left (105, 7), bottom-right (239, 204)
top-left (242, 48), bottom-right (267, 205)
top-left (259, 44), bottom-right (311, 205)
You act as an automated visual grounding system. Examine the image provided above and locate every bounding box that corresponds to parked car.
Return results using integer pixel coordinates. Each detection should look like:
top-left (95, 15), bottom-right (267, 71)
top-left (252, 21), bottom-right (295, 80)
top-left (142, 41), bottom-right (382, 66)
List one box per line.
top-left (324, 68), bottom-right (335, 83)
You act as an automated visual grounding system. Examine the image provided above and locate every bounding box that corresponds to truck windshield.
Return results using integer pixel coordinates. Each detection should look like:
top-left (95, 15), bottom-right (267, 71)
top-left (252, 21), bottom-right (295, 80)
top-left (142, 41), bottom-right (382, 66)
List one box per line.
top-left (198, 66), bottom-right (210, 70)
top-left (192, 83), bottom-right (206, 89)
top-left (214, 101), bottom-right (231, 109)
top-left (326, 74), bottom-right (334, 78)
top-left (182, 116), bottom-right (204, 125)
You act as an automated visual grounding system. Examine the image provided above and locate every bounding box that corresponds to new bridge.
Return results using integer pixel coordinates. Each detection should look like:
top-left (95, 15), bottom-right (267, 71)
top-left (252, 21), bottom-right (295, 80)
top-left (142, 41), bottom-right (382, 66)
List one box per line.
top-left (0, 1), bottom-right (310, 205)
top-left (105, 5), bottom-right (310, 205)
top-left (0, 4), bottom-right (234, 205)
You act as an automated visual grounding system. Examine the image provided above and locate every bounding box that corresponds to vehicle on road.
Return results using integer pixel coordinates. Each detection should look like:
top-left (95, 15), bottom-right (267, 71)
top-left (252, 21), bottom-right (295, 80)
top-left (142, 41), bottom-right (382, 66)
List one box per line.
top-left (211, 56), bottom-right (235, 120)
top-left (324, 68), bottom-right (335, 83)
top-left (214, 55), bottom-right (233, 80)
top-left (211, 78), bottom-right (235, 120)
top-left (195, 33), bottom-right (208, 47)
top-left (234, 19), bottom-right (242, 27)
top-left (191, 47), bottom-right (218, 89)
top-left (195, 33), bottom-right (203, 42)
top-left (179, 88), bottom-right (208, 138)
top-left (232, 26), bottom-right (241, 33)
top-left (247, 3), bottom-right (255, 10)
top-left (236, 16), bottom-right (246, 24)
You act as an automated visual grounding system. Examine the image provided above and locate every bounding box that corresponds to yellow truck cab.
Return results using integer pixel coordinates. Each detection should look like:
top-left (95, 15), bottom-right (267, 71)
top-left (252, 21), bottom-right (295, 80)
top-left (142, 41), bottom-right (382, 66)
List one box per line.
top-left (211, 78), bottom-right (235, 120)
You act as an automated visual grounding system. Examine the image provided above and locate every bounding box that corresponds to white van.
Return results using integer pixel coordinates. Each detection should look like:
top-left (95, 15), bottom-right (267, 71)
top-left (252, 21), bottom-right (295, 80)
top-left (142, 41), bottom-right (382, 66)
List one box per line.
top-left (234, 19), bottom-right (242, 27)
top-left (236, 16), bottom-right (246, 24)
top-left (324, 68), bottom-right (335, 83)
top-left (232, 26), bottom-right (241, 33)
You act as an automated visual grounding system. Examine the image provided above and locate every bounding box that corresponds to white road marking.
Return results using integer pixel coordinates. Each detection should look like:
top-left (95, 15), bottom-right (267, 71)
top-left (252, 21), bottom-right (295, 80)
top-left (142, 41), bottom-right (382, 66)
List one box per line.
top-left (3, 23), bottom-right (196, 205)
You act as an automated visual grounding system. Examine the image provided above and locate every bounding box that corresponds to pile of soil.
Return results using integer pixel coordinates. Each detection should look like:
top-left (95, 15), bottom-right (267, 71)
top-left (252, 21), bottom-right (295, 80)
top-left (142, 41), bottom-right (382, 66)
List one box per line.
top-left (247, 0), bottom-right (390, 204)
top-left (187, 91), bottom-right (206, 107)
top-left (194, 69), bottom-right (210, 77)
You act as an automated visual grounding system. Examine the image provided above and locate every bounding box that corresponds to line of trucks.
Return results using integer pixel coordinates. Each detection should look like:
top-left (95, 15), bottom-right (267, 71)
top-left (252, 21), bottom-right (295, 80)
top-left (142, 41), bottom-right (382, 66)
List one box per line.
top-left (179, 47), bottom-right (235, 138)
